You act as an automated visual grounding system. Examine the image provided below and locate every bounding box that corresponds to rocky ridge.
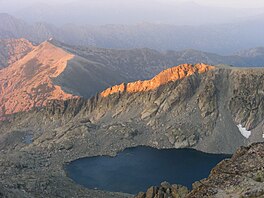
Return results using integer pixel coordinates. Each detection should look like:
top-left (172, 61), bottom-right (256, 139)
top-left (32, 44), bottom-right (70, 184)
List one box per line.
top-left (0, 40), bottom-right (76, 116)
top-left (1, 38), bottom-right (264, 119)
top-left (38, 64), bottom-right (264, 153)
top-left (101, 63), bottom-right (214, 97)
top-left (4, 64), bottom-right (264, 154)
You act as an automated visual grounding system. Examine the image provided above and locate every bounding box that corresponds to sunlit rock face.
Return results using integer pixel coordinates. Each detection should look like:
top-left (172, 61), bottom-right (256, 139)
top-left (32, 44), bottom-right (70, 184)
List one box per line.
top-left (0, 40), bottom-right (77, 116)
top-left (101, 63), bottom-right (215, 97)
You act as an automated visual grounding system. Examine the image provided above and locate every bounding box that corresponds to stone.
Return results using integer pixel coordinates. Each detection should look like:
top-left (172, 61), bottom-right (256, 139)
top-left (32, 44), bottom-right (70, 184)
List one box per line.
top-left (146, 186), bottom-right (158, 198)
top-left (135, 192), bottom-right (146, 198)
top-left (171, 184), bottom-right (189, 198)
top-left (161, 181), bottom-right (171, 189)
top-left (156, 189), bottom-right (165, 198)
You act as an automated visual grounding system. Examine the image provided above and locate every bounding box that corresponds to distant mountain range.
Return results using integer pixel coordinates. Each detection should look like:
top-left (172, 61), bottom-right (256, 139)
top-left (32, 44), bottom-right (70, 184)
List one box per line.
top-left (1, 13), bottom-right (264, 54)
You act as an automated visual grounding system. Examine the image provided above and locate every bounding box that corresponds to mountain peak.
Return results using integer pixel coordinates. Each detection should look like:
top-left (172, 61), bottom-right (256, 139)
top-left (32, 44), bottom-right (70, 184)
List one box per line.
top-left (0, 40), bottom-right (77, 116)
top-left (101, 63), bottom-right (214, 97)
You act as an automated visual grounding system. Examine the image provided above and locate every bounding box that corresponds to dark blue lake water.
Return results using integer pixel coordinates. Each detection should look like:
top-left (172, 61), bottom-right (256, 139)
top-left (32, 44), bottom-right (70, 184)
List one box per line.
top-left (65, 146), bottom-right (230, 194)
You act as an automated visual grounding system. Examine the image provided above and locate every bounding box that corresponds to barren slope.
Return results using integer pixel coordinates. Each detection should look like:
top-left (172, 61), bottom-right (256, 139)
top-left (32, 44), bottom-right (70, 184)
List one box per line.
top-left (0, 38), bottom-right (34, 69)
top-left (0, 41), bottom-right (76, 116)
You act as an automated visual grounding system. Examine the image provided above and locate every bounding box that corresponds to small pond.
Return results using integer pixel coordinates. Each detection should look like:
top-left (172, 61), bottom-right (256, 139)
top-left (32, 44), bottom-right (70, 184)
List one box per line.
top-left (65, 146), bottom-right (231, 194)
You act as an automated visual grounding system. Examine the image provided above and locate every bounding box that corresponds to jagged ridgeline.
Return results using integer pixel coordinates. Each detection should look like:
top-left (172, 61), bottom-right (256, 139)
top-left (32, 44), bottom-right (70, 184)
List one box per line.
top-left (1, 38), bottom-right (264, 117)
top-left (4, 63), bottom-right (264, 154)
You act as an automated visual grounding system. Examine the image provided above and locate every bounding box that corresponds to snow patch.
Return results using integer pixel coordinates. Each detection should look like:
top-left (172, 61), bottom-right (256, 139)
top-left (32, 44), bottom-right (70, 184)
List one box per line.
top-left (237, 124), bottom-right (251, 139)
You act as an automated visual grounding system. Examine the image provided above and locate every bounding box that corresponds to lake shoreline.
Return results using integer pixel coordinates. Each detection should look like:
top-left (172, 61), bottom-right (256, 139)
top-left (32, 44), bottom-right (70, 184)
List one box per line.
top-left (65, 146), bottom-right (231, 194)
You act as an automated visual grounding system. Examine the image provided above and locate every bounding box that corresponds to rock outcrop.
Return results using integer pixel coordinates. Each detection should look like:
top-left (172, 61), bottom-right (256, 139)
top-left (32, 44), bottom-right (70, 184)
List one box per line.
top-left (135, 182), bottom-right (189, 198)
top-left (135, 143), bottom-right (264, 198)
top-left (188, 142), bottom-right (264, 197)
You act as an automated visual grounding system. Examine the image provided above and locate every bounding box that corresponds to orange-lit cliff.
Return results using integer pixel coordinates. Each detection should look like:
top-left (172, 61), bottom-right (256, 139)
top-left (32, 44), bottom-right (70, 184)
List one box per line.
top-left (101, 63), bottom-right (215, 97)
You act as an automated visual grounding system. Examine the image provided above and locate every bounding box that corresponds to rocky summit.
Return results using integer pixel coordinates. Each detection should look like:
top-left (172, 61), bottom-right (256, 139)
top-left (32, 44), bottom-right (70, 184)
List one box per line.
top-left (101, 63), bottom-right (214, 97)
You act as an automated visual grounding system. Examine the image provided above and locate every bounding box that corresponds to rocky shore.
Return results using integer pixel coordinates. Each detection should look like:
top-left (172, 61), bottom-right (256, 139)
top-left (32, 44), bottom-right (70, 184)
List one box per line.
top-left (135, 182), bottom-right (189, 198)
top-left (135, 143), bottom-right (264, 198)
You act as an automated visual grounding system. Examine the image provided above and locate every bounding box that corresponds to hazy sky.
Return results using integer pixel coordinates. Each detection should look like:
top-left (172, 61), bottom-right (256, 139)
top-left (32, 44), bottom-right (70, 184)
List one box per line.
top-left (197, 0), bottom-right (264, 8)
top-left (1, 0), bottom-right (264, 26)
top-left (0, 0), bottom-right (264, 9)
top-left (186, 0), bottom-right (264, 8)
